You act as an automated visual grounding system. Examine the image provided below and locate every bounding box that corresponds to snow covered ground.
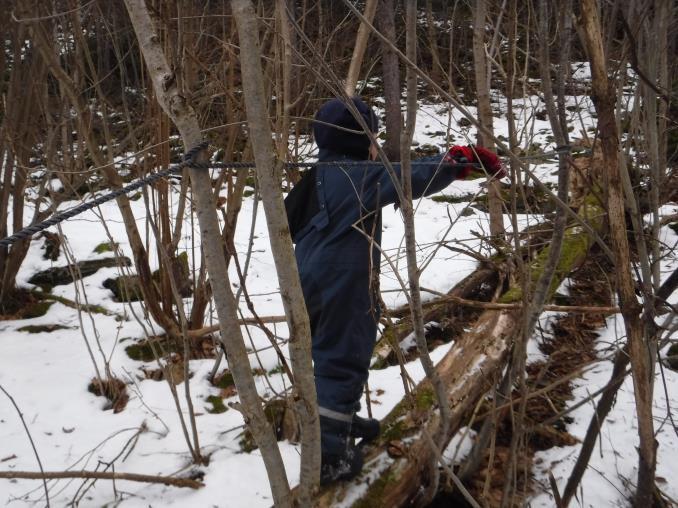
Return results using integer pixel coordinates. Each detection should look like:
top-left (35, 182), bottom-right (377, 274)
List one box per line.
top-left (2, 69), bottom-right (677, 507)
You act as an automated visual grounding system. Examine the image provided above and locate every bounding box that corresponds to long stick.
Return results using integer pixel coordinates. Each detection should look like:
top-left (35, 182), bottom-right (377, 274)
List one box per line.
top-left (0, 470), bottom-right (202, 489)
top-left (0, 385), bottom-right (50, 507)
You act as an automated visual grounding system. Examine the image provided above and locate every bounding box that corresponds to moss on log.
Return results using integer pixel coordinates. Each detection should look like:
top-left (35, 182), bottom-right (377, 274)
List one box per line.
top-left (315, 198), bottom-right (607, 507)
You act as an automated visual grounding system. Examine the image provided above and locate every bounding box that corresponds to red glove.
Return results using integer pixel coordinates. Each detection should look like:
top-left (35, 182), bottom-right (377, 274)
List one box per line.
top-left (469, 146), bottom-right (507, 179)
top-left (444, 145), bottom-right (475, 178)
top-left (445, 145), bottom-right (506, 180)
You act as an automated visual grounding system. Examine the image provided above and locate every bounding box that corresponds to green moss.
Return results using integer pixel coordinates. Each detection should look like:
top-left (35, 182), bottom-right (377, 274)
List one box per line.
top-left (125, 343), bottom-right (155, 362)
top-left (381, 419), bottom-right (407, 442)
top-left (93, 242), bottom-right (118, 254)
top-left (500, 286), bottom-right (523, 304)
top-left (370, 325), bottom-right (402, 370)
top-left (415, 386), bottom-right (435, 411)
top-left (268, 364), bottom-right (285, 375)
top-left (206, 395), bottom-right (228, 414)
top-left (22, 301), bottom-right (53, 319)
top-left (38, 293), bottom-right (113, 316)
top-left (431, 193), bottom-right (475, 204)
top-left (17, 324), bottom-right (72, 333)
top-left (352, 471), bottom-right (398, 508)
top-left (125, 336), bottom-right (181, 362)
top-left (499, 198), bottom-right (605, 304)
top-left (213, 370), bottom-right (235, 388)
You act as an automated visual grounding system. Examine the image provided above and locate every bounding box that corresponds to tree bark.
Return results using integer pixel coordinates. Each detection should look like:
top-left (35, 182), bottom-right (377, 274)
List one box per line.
top-left (577, 2), bottom-right (656, 506)
top-left (123, 1), bottom-right (293, 506)
top-left (344, 0), bottom-right (379, 95)
top-left (397, 1), bottom-right (451, 503)
top-left (231, 0), bottom-right (321, 502)
top-left (376, 0), bottom-right (402, 161)
top-left (472, 0), bottom-right (504, 238)
top-left (317, 196), bottom-right (606, 507)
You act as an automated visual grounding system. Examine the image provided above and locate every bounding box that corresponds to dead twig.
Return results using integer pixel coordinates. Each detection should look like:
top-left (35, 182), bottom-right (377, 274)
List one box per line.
top-left (187, 315), bottom-right (287, 338)
top-left (420, 287), bottom-right (619, 314)
top-left (0, 470), bottom-right (202, 489)
top-left (0, 385), bottom-right (50, 507)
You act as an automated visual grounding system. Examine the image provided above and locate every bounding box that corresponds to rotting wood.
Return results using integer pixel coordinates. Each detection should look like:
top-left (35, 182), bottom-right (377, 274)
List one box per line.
top-left (315, 197), bottom-right (606, 507)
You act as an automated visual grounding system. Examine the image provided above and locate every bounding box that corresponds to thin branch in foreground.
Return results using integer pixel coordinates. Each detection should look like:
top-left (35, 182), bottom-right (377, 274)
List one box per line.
top-left (0, 384), bottom-right (50, 507)
top-left (0, 471), bottom-right (203, 489)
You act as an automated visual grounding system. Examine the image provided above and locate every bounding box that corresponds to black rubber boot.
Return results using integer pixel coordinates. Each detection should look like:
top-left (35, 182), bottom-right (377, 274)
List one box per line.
top-left (350, 414), bottom-right (380, 443)
top-left (320, 413), bottom-right (364, 485)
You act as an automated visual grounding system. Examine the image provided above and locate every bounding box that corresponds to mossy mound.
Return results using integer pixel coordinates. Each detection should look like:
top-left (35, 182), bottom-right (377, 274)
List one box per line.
top-left (431, 193), bottom-right (476, 204)
top-left (212, 369), bottom-right (235, 389)
top-left (29, 257), bottom-right (132, 288)
top-left (471, 183), bottom-right (556, 214)
top-left (125, 334), bottom-right (216, 362)
top-left (17, 324), bottom-right (72, 333)
top-left (103, 275), bottom-right (144, 302)
top-left (206, 395), bottom-right (228, 414)
top-left (125, 335), bottom-right (180, 362)
top-left (103, 252), bottom-right (191, 302)
top-left (88, 376), bottom-right (129, 413)
top-left (0, 289), bottom-right (53, 320)
top-left (93, 241), bottom-right (119, 254)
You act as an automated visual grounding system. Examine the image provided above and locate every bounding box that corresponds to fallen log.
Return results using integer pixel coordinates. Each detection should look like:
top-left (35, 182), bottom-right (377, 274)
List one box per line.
top-left (315, 198), bottom-right (606, 507)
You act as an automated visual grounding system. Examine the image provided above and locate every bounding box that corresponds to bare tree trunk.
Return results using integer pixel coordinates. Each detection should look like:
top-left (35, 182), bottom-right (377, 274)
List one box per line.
top-left (344, 0), bottom-right (378, 95)
top-left (123, 1), bottom-right (293, 506)
top-left (376, 0), bottom-right (402, 161)
top-left (275, 0), bottom-right (299, 184)
top-left (578, 2), bottom-right (656, 506)
top-left (501, 3), bottom-right (573, 504)
top-left (231, 0), bottom-right (321, 502)
top-left (425, 0), bottom-right (443, 82)
top-left (472, 0), bottom-right (503, 238)
top-left (398, 1), bottom-right (450, 503)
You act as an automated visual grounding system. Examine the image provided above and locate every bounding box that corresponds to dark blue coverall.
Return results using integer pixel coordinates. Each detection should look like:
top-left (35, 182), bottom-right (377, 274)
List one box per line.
top-left (289, 147), bottom-right (466, 418)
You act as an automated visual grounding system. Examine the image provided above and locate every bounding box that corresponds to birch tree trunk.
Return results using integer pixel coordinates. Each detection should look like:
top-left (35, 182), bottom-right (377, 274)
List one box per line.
top-left (344, 0), bottom-right (378, 95)
top-left (578, 2), bottom-right (656, 506)
top-left (232, 0), bottom-right (321, 502)
top-left (123, 1), bottom-right (293, 506)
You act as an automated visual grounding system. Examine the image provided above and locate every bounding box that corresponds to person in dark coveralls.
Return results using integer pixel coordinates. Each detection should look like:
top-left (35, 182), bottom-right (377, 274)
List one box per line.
top-left (284, 97), bottom-right (505, 484)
